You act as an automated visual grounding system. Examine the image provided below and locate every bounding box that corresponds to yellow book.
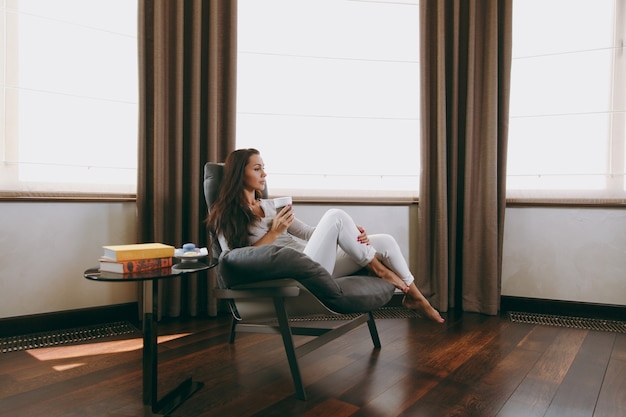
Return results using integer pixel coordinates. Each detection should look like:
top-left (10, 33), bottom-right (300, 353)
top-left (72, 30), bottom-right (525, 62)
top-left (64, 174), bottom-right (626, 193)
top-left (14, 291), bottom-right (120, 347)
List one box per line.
top-left (102, 243), bottom-right (175, 261)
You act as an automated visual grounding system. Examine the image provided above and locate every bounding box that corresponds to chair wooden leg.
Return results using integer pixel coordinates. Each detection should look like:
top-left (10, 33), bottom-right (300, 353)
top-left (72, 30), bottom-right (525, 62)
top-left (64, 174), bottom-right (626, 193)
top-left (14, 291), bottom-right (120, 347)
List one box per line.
top-left (366, 311), bottom-right (382, 348)
top-left (272, 296), bottom-right (307, 401)
top-left (229, 316), bottom-right (238, 344)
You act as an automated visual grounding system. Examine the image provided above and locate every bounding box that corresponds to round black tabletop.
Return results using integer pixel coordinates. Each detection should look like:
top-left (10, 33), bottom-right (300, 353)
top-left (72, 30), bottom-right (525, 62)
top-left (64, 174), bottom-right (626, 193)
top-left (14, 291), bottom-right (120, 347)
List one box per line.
top-left (84, 259), bottom-right (218, 282)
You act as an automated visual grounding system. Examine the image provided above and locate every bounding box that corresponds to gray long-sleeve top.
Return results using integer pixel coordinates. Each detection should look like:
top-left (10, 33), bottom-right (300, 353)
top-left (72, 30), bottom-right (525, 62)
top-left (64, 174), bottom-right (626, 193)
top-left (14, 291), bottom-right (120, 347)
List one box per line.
top-left (218, 199), bottom-right (315, 253)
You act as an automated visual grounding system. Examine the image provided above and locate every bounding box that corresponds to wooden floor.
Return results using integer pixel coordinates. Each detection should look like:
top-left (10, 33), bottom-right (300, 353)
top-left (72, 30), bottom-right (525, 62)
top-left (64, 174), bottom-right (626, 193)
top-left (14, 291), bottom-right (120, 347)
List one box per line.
top-left (1, 310), bottom-right (624, 417)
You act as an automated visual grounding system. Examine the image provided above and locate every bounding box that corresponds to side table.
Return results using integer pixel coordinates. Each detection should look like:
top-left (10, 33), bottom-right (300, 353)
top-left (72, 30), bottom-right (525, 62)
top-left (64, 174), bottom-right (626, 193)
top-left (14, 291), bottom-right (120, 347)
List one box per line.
top-left (84, 260), bottom-right (217, 416)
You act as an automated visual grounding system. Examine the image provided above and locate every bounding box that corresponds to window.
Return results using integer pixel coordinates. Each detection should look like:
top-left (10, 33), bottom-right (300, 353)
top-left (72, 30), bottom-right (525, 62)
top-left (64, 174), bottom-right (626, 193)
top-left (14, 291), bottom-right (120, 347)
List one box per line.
top-left (236, 0), bottom-right (421, 201)
top-left (0, 0), bottom-right (138, 197)
top-left (240, 0), bottom-right (625, 202)
top-left (508, 0), bottom-right (625, 201)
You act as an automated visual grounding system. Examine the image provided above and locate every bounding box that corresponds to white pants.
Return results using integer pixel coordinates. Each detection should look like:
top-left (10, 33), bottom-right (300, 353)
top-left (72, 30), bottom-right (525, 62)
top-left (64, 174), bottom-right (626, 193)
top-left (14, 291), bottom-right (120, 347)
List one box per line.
top-left (303, 209), bottom-right (415, 286)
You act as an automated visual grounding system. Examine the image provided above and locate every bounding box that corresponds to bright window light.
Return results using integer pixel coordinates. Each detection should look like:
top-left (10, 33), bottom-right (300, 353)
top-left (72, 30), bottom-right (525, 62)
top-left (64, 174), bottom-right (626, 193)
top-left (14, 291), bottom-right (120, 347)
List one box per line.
top-left (508, 0), bottom-right (625, 199)
top-left (236, 0), bottom-right (421, 200)
top-left (0, 0), bottom-right (138, 196)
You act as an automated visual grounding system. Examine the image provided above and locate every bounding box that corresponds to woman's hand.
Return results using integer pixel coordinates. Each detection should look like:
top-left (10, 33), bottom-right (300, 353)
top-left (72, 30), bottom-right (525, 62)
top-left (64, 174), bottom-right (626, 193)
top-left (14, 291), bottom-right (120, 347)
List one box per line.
top-left (271, 205), bottom-right (295, 234)
top-left (357, 225), bottom-right (370, 245)
top-left (253, 205), bottom-right (295, 247)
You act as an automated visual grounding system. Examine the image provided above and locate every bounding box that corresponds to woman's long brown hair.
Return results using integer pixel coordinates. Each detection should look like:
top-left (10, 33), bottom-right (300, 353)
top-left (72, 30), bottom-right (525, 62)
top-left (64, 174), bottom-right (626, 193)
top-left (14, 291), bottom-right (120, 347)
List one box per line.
top-left (206, 148), bottom-right (262, 250)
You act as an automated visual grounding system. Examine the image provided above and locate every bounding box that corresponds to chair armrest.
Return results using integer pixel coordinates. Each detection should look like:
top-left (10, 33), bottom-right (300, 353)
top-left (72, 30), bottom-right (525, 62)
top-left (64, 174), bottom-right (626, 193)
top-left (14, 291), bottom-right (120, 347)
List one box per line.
top-left (215, 286), bottom-right (300, 299)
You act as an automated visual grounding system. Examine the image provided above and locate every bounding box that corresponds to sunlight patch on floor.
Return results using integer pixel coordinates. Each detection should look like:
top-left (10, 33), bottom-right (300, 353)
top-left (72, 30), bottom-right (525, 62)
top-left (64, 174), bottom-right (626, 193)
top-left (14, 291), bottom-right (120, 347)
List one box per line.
top-left (26, 332), bottom-right (192, 363)
top-left (53, 362), bottom-right (86, 371)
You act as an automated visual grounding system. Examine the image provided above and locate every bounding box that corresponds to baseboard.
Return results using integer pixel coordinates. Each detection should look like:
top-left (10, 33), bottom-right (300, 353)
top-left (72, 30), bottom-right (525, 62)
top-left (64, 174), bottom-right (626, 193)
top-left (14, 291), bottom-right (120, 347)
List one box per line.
top-left (501, 296), bottom-right (625, 322)
top-left (0, 302), bottom-right (140, 338)
top-left (387, 294), bottom-right (625, 322)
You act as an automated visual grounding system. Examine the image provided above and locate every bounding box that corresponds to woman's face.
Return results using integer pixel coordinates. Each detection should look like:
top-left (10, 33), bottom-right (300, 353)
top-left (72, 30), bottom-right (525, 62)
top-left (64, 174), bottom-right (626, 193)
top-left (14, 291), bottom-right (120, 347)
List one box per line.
top-left (243, 154), bottom-right (266, 193)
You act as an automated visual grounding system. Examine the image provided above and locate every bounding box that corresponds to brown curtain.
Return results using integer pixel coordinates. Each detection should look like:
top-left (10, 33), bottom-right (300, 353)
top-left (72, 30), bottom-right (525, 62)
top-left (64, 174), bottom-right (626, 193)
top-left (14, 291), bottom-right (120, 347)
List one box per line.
top-left (416, 0), bottom-right (512, 315)
top-left (137, 0), bottom-right (237, 317)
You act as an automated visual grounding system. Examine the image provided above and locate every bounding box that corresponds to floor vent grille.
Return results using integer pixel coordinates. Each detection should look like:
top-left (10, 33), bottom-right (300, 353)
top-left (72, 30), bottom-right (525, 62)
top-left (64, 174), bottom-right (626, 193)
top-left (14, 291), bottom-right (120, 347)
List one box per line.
top-left (289, 306), bottom-right (422, 322)
top-left (1, 321), bottom-right (140, 353)
top-left (509, 311), bottom-right (626, 333)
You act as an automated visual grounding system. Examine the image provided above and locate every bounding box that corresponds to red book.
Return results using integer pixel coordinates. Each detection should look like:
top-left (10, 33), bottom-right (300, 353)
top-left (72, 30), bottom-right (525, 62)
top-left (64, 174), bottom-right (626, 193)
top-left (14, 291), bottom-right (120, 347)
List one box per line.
top-left (99, 256), bottom-right (173, 273)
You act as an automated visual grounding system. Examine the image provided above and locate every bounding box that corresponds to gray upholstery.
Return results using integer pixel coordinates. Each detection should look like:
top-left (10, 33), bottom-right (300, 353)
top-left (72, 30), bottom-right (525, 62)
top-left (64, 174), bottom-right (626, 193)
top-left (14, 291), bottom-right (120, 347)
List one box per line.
top-left (219, 245), bottom-right (394, 314)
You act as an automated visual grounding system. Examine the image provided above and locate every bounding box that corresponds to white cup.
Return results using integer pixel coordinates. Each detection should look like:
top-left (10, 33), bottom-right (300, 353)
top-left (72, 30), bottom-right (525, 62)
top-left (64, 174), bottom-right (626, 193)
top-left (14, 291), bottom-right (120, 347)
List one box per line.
top-left (273, 196), bottom-right (292, 212)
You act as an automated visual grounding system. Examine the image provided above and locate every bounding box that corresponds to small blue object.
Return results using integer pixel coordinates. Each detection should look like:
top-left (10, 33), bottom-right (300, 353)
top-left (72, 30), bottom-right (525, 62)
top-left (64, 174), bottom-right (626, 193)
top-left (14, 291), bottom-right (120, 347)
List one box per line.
top-left (182, 243), bottom-right (196, 251)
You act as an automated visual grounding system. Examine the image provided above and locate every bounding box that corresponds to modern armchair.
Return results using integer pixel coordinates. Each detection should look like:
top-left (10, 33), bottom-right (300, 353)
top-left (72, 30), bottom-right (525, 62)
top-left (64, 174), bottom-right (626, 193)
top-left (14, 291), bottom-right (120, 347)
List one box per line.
top-left (203, 162), bottom-right (395, 400)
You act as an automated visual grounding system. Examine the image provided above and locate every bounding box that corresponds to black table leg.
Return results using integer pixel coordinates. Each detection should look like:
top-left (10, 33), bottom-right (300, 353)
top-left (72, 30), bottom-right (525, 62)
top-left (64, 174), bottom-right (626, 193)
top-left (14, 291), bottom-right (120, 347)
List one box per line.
top-left (141, 281), bottom-right (203, 416)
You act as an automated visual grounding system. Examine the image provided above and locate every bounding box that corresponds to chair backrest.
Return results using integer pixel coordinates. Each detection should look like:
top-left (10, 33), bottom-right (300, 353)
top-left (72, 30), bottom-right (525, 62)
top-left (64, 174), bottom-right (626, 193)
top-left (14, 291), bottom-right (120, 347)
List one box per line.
top-left (203, 162), bottom-right (224, 215)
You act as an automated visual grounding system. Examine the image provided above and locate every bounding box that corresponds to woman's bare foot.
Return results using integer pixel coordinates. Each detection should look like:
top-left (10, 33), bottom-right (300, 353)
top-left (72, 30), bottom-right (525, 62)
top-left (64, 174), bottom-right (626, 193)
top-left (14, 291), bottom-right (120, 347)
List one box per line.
top-left (367, 259), bottom-right (409, 293)
top-left (366, 258), bottom-right (443, 323)
top-left (402, 295), bottom-right (445, 323)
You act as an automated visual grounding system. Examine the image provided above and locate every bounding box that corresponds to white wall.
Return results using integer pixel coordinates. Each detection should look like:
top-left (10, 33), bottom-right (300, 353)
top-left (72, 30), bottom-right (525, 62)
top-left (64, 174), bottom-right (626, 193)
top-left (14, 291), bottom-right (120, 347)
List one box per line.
top-left (293, 204), bottom-right (413, 262)
top-left (0, 201), bottom-right (624, 320)
top-left (0, 201), bottom-right (138, 318)
top-left (502, 207), bottom-right (626, 305)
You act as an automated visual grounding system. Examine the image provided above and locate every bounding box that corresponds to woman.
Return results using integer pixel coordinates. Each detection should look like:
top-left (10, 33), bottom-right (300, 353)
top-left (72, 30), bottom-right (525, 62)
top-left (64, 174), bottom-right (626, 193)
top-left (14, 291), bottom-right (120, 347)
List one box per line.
top-left (206, 148), bottom-right (444, 323)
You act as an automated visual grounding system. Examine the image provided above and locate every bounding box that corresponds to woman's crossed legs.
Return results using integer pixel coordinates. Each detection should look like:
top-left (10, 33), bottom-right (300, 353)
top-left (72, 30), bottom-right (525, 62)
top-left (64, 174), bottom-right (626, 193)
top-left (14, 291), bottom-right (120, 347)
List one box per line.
top-left (303, 209), bottom-right (444, 323)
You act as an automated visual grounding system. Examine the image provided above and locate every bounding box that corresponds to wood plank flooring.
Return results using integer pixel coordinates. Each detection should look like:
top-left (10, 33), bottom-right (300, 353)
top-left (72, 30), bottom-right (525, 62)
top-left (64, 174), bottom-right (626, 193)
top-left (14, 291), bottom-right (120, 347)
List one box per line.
top-left (0, 310), bottom-right (624, 417)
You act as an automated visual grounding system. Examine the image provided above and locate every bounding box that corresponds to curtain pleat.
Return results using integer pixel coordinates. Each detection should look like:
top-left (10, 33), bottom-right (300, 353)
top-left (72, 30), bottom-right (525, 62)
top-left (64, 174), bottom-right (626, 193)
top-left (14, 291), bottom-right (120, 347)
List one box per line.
top-left (137, 0), bottom-right (237, 318)
top-left (417, 0), bottom-right (512, 315)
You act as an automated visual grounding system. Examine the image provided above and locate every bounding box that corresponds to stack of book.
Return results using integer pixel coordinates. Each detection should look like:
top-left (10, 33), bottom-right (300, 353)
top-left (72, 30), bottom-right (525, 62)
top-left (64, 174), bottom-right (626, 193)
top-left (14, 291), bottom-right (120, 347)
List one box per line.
top-left (99, 243), bottom-right (175, 273)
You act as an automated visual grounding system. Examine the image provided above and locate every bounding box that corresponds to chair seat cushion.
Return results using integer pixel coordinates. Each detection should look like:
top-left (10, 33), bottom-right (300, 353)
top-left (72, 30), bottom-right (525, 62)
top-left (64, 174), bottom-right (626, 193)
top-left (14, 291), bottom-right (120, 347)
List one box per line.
top-left (218, 245), bottom-right (395, 313)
